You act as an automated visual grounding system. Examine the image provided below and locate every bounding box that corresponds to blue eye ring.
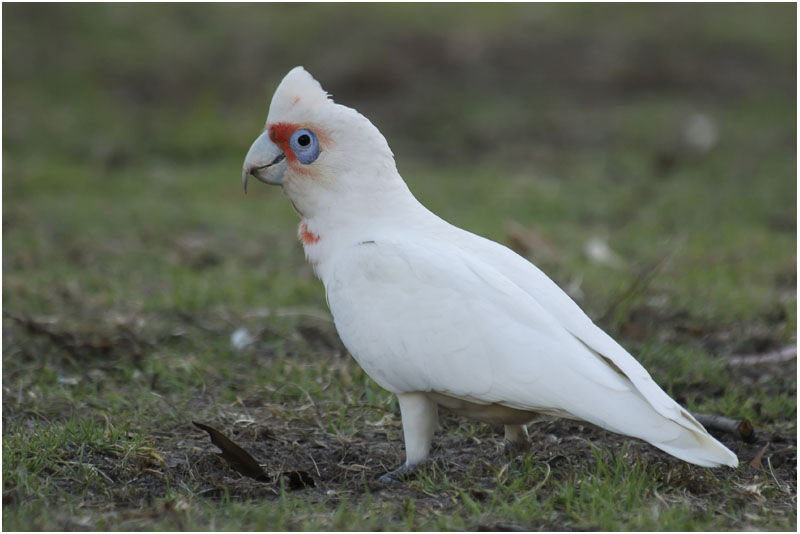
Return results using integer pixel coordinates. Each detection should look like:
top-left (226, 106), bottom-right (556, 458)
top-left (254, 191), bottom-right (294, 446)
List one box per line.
top-left (289, 129), bottom-right (320, 165)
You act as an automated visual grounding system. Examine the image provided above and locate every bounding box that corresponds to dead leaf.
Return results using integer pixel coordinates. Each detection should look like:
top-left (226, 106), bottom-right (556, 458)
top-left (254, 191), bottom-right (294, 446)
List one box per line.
top-left (749, 442), bottom-right (770, 470)
top-left (193, 421), bottom-right (270, 482)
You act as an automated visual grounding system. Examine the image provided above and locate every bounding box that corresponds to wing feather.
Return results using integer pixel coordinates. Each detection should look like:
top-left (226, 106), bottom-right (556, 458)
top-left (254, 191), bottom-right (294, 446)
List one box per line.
top-left (325, 235), bottom-right (736, 467)
top-left (450, 231), bottom-right (705, 426)
top-left (328, 239), bottom-right (658, 418)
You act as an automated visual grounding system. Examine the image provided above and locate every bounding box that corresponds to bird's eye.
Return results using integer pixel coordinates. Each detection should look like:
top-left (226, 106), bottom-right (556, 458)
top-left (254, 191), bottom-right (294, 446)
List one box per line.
top-left (289, 129), bottom-right (320, 164)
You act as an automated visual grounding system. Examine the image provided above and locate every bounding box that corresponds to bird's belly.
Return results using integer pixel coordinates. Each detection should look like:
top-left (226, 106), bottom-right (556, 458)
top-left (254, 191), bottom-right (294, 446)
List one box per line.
top-left (427, 392), bottom-right (538, 425)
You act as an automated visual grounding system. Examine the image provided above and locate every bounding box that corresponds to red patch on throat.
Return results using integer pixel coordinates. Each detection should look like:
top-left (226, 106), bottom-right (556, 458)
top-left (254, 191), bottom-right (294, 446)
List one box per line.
top-left (299, 222), bottom-right (320, 245)
top-left (268, 122), bottom-right (299, 162)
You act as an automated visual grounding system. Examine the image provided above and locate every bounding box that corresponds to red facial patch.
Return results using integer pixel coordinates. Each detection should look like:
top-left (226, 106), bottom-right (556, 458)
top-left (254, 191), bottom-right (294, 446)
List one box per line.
top-left (299, 222), bottom-right (320, 245)
top-left (268, 122), bottom-right (299, 162)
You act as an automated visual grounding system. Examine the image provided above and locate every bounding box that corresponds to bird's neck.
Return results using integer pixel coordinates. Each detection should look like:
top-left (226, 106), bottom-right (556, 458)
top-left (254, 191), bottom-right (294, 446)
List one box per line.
top-left (297, 182), bottom-right (436, 271)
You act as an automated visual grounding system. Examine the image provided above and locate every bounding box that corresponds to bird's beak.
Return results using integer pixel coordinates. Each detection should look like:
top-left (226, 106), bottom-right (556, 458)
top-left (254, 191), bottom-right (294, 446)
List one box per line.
top-left (242, 130), bottom-right (288, 192)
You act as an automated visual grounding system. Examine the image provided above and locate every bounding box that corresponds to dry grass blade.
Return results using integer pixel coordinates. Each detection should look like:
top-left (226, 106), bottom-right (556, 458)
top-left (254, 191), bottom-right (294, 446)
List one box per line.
top-left (598, 247), bottom-right (679, 326)
top-left (193, 421), bottom-right (270, 482)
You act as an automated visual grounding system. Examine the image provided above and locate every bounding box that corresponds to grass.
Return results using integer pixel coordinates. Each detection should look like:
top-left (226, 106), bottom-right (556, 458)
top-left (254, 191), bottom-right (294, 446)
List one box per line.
top-left (3, 3), bottom-right (796, 531)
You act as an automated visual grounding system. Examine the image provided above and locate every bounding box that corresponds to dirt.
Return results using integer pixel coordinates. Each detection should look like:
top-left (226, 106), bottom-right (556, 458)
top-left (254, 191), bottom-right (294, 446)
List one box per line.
top-left (2, 295), bottom-right (796, 530)
top-left (20, 312), bottom-right (793, 521)
top-left (56, 402), bottom-right (795, 529)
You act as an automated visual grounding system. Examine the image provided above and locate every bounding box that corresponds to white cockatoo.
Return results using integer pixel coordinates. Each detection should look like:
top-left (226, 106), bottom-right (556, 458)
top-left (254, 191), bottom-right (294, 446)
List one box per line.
top-left (242, 67), bottom-right (738, 482)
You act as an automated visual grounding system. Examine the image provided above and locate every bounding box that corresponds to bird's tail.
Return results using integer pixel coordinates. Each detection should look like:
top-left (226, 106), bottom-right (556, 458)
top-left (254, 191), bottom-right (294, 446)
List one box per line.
top-left (572, 390), bottom-right (738, 468)
top-left (645, 410), bottom-right (738, 468)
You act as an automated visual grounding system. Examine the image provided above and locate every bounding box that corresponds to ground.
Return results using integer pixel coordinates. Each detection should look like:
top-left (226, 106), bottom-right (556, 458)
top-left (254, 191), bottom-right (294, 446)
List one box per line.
top-left (2, 3), bottom-right (797, 531)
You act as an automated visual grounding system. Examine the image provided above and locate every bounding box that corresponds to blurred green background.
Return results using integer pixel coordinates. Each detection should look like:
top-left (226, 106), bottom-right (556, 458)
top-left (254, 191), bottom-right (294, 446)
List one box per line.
top-left (3, 3), bottom-right (795, 321)
top-left (2, 3), bottom-right (796, 530)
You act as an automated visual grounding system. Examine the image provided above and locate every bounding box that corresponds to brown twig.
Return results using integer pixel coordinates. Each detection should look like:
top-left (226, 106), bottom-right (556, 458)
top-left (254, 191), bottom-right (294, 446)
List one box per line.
top-left (692, 412), bottom-right (755, 443)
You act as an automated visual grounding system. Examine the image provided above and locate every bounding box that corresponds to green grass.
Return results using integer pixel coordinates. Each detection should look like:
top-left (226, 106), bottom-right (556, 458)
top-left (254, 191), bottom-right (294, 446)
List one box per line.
top-left (3, 3), bottom-right (796, 531)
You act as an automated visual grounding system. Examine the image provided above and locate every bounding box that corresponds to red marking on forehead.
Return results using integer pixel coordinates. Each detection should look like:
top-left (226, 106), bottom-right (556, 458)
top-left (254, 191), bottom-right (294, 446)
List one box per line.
top-left (268, 122), bottom-right (297, 144)
top-left (268, 122), bottom-right (299, 162)
top-left (299, 222), bottom-right (320, 245)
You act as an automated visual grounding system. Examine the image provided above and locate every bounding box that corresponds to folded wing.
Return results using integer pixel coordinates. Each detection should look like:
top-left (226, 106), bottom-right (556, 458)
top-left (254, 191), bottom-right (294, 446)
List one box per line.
top-left (326, 237), bottom-right (737, 467)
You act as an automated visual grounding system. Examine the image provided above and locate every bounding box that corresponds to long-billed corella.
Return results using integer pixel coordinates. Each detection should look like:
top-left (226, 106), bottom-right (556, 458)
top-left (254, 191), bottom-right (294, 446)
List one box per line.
top-left (242, 67), bottom-right (738, 483)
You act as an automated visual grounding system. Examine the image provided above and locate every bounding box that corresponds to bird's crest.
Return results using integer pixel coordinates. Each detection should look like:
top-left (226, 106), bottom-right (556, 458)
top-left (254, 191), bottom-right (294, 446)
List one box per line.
top-left (267, 66), bottom-right (331, 123)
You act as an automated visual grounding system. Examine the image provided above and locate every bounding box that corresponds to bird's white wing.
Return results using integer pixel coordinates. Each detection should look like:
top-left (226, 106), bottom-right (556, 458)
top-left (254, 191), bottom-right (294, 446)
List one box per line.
top-left (326, 238), bottom-right (623, 397)
top-left (325, 237), bottom-right (737, 466)
top-left (449, 229), bottom-right (700, 422)
top-left (326, 239), bottom-right (659, 426)
top-left (446, 228), bottom-right (739, 465)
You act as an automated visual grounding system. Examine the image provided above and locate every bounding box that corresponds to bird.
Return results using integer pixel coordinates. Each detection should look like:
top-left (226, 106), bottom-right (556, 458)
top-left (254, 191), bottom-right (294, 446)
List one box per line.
top-left (241, 66), bottom-right (739, 483)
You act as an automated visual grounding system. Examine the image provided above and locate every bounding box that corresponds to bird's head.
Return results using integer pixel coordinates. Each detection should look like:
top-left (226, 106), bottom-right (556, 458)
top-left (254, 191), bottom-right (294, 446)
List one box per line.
top-left (242, 67), bottom-right (402, 219)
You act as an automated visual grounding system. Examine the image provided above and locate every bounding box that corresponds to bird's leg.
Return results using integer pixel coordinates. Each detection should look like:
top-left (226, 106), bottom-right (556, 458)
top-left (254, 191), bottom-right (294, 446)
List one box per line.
top-left (379, 392), bottom-right (438, 484)
top-left (503, 424), bottom-right (530, 455)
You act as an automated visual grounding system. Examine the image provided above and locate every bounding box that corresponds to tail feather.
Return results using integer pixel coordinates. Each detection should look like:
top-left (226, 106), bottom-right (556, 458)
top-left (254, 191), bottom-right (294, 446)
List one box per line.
top-left (650, 413), bottom-right (738, 467)
top-left (566, 386), bottom-right (739, 468)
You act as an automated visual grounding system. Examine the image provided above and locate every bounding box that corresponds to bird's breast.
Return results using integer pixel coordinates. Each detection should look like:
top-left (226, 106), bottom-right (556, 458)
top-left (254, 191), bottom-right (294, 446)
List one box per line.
top-left (298, 221), bottom-right (320, 245)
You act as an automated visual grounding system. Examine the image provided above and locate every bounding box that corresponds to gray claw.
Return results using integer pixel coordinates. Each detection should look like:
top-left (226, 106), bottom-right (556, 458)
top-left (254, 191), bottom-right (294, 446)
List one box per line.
top-left (378, 463), bottom-right (417, 485)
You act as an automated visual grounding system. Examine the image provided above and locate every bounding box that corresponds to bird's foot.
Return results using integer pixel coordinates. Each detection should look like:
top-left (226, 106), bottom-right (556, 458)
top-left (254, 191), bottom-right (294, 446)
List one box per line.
top-left (503, 437), bottom-right (531, 456)
top-left (378, 463), bottom-right (417, 485)
top-left (503, 424), bottom-right (531, 456)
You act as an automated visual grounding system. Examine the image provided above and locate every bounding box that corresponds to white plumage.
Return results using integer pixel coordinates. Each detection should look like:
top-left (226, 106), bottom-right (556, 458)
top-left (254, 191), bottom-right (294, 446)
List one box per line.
top-left (242, 67), bottom-right (738, 481)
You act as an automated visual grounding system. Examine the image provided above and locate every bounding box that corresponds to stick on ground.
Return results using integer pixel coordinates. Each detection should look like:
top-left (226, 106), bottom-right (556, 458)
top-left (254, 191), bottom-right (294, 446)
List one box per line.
top-left (692, 412), bottom-right (756, 443)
